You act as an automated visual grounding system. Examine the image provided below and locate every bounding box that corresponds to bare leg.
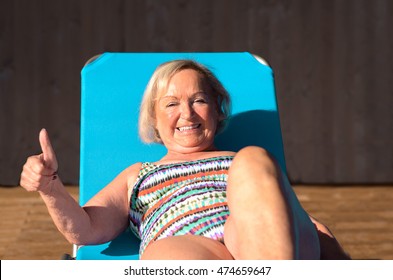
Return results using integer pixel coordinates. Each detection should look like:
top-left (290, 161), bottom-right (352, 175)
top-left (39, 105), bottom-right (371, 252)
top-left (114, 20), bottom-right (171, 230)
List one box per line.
top-left (141, 235), bottom-right (233, 260)
top-left (224, 146), bottom-right (320, 259)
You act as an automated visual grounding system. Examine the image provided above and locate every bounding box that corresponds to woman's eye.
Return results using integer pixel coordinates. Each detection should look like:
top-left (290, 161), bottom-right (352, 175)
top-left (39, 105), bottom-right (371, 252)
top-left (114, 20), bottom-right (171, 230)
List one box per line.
top-left (166, 102), bottom-right (177, 107)
top-left (194, 98), bottom-right (207, 104)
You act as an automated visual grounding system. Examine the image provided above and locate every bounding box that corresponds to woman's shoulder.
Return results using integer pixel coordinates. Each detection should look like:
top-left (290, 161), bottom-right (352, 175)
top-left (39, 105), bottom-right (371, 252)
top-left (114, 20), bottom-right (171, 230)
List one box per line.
top-left (123, 162), bottom-right (143, 173)
top-left (124, 162), bottom-right (143, 187)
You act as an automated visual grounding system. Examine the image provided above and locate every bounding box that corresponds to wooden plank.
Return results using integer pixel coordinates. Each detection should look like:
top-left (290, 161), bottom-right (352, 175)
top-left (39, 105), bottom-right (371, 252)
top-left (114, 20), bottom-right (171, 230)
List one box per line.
top-left (0, 185), bottom-right (392, 259)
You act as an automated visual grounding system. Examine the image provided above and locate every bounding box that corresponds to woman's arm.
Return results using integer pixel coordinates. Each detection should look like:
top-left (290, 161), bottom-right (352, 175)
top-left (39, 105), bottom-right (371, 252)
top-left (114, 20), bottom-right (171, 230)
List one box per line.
top-left (20, 129), bottom-right (138, 245)
top-left (39, 168), bottom-right (133, 245)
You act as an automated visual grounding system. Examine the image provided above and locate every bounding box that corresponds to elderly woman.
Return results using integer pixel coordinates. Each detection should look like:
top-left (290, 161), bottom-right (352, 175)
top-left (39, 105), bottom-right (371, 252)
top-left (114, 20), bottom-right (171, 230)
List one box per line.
top-left (20, 60), bottom-right (348, 260)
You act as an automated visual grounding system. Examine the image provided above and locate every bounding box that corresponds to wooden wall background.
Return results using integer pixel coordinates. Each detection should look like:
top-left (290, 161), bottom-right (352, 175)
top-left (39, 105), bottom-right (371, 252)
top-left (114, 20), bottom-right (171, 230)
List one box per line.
top-left (1, 0), bottom-right (392, 185)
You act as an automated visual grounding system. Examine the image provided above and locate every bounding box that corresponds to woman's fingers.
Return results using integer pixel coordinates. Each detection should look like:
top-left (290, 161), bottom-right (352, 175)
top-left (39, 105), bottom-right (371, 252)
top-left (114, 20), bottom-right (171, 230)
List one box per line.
top-left (20, 129), bottom-right (59, 192)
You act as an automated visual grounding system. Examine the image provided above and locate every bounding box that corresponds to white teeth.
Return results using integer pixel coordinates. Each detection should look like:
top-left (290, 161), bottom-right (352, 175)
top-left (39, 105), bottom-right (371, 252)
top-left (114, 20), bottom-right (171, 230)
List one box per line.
top-left (177, 124), bottom-right (200, 131)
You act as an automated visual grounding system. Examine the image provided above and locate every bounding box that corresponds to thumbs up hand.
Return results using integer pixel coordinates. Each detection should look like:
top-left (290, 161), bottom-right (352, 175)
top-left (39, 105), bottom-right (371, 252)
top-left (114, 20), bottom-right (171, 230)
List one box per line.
top-left (39, 128), bottom-right (58, 173)
top-left (20, 129), bottom-right (59, 193)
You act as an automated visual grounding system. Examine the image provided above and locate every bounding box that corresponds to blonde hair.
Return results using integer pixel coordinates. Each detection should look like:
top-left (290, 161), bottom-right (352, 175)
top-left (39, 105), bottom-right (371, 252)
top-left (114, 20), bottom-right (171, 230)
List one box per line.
top-left (139, 59), bottom-right (231, 143)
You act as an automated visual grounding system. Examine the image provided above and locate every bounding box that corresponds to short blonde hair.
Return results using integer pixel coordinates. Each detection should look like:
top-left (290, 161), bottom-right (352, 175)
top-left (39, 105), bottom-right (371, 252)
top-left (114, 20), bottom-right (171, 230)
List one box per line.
top-left (139, 60), bottom-right (231, 143)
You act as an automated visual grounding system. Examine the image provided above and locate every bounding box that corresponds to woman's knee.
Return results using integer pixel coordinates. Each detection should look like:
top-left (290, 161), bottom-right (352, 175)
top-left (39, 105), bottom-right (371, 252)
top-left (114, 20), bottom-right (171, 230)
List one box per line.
top-left (229, 146), bottom-right (281, 184)
top-left (228, 146), bottom-right (282, 189)
top-left (235, 146), bottom-right (270, 161)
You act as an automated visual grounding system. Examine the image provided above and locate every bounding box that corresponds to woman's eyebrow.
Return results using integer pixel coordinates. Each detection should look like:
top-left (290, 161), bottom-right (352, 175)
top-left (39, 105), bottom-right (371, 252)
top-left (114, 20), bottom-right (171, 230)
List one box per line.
top-left (157, 96), bottom-right (177, 103)
top-left (159, 91), bottom-right (208, 100)
top-left (191, 91), bottom-right (209, 97)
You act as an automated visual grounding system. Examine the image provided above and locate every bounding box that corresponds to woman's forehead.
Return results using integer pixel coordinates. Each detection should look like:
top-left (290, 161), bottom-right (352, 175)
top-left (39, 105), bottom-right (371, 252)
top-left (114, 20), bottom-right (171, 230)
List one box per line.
top-left (156, 69), bottom-right (211, 98)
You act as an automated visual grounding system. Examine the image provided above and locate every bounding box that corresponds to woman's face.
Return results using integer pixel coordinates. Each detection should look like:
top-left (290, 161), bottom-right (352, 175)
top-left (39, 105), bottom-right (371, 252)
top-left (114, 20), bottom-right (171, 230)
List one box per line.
top-left (154, 69), bottom-right (219, 154)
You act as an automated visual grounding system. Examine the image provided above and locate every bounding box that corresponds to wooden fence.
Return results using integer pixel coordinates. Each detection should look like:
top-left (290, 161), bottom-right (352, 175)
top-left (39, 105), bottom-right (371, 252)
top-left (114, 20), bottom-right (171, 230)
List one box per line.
top-left (1, 0), bottom-right (392, 185)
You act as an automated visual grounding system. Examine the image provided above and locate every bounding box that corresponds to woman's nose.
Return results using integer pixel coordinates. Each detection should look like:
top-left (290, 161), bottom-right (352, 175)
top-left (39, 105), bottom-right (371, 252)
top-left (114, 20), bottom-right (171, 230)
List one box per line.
top-left (180, 102), bottom-right (194, 119)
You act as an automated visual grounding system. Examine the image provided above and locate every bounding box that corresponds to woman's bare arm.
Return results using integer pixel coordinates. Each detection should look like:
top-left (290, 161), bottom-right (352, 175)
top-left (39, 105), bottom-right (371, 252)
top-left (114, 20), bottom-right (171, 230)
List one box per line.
top-left (20, 129), bottom-right (139, 245)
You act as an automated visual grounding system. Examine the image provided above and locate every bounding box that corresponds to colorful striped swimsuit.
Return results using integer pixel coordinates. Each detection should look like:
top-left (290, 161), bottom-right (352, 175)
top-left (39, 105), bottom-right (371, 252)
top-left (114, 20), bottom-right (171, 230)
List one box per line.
top-left (129, 156), bottom-right (233, 255)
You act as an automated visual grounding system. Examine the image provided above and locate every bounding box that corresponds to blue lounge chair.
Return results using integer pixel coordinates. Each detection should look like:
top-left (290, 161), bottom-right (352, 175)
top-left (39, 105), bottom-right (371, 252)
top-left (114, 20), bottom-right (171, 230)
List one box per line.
top-left (76, 52), bottom-right (286, 260)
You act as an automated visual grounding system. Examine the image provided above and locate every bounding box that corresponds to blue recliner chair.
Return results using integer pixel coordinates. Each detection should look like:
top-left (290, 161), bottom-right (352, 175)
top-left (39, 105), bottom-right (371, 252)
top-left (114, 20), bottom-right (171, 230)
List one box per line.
top-left (76, 52), bottom-right (286, 260)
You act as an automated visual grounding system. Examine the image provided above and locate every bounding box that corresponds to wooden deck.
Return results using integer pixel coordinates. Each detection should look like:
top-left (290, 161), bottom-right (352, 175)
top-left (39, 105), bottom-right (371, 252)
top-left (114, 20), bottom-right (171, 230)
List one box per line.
top-left (0, 185), bottom-right (392, 260)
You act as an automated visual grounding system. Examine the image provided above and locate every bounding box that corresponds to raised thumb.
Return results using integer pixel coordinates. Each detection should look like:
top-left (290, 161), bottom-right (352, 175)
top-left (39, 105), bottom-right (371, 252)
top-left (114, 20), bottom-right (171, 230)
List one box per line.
top-left (39, 128), bottom-right (58, 171)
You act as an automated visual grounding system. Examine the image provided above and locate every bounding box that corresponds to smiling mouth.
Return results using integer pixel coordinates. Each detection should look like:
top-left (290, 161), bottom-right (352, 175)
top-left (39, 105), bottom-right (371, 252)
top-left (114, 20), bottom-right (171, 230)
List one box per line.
top-left (176, 124), bottom-right (201, 132)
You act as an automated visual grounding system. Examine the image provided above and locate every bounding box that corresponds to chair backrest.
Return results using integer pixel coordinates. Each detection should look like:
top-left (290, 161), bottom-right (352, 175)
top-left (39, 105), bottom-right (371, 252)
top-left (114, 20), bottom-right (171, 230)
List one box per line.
top-left (77, 52), bottom-right (286, 259)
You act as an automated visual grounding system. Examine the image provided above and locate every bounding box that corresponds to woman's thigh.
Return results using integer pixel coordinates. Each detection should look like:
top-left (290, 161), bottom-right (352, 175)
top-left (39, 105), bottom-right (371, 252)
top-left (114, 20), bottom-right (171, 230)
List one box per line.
top-left (141, 235), bottom-right (234, 260)
top-left (223, 146), bottom-right (320, 259)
